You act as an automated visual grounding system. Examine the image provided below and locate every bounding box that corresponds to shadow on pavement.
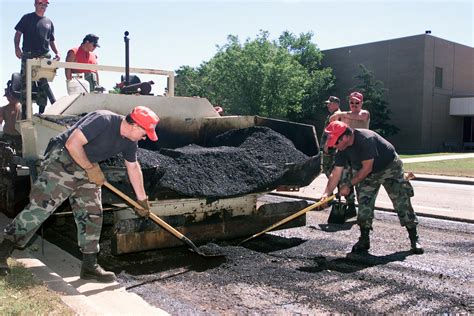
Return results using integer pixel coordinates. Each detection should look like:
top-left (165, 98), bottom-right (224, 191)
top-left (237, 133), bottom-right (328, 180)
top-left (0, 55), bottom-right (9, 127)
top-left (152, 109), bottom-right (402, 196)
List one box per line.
top-left (240, 234), bottom-right (306, 253)
top-left (297, 250), bottom-right (412, 274)
top-left (315, 220), bottom-right (357, 232)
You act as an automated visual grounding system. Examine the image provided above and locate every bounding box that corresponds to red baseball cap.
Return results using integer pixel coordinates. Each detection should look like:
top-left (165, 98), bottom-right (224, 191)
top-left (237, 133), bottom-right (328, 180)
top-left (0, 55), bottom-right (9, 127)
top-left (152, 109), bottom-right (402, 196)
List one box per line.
top-left (130, 106), bottom-right (159, 141)
top-left (325, 121), bottom-right (348, 148)
top-left (349, 91), bottom-right (363, 103)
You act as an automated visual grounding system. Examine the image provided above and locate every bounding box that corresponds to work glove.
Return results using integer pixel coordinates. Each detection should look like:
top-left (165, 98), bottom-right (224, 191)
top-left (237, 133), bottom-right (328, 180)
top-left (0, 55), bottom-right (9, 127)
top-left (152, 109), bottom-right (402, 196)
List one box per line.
top-left (85, 163), bottom-right (105, 186)
top-left (135, 198), bottom-right (151, 218)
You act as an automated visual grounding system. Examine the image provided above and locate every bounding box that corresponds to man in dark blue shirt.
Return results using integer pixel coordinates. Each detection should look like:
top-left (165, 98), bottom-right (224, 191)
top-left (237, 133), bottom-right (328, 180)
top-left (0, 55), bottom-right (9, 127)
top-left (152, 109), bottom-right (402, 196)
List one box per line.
top-left (321, 121), bottom-right (423, 255)
top-left (14, 0), bottom-right (60, 117)
top-left (0, 106), bottom-right (160, 282)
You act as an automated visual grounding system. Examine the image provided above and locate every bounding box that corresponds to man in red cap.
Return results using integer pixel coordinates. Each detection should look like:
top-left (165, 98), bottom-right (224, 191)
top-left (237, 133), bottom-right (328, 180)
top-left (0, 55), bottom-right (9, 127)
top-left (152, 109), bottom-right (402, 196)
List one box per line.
top-left (0, 106), bottom-right (159, 281)
top-left (320, 121), bottom-right (423, 255)
top-left (330, 91), bottom-right (370, 129)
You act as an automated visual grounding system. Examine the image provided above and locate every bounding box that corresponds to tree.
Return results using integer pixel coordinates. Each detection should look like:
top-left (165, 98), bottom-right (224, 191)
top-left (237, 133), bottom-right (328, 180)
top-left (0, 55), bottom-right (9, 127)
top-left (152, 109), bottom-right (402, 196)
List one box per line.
top-left (352, 64), bottom-right (399, 137)
top-left (175, 31), bottom-right (334, 121)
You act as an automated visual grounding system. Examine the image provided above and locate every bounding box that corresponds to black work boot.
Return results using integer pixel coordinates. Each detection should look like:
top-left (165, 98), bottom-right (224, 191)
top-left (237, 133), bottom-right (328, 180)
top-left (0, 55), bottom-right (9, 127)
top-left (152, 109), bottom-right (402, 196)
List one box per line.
top-left (0, 238), bottom-right (16, 276)
top-left (80, 253), bottom-right (116, 283)
top-left (351, 226), bottom-right (371, 253)
top-left (345, 203), bottom-right (357, 219)
top-left (407, 226), bottom-right (424, 254)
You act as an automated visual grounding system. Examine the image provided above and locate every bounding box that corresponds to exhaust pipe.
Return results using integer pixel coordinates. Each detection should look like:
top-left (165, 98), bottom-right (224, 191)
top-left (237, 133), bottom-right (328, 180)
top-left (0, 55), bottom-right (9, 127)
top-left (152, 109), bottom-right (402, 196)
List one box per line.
top-left (124, 31), bottom-right (130, 86)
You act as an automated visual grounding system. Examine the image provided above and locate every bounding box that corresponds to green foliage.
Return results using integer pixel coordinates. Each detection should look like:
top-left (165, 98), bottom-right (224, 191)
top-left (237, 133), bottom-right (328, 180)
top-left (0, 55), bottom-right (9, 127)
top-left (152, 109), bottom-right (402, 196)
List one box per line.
top-left (352, 64), bottom-right (399, 137)
top-left (175, 30), bottom-right (334, 121)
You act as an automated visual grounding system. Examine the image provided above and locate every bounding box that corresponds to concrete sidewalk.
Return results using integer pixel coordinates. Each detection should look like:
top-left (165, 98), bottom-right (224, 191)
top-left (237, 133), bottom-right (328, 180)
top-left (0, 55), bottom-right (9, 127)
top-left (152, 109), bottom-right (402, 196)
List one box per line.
top-left (0, 212), bottom-right (169, 315)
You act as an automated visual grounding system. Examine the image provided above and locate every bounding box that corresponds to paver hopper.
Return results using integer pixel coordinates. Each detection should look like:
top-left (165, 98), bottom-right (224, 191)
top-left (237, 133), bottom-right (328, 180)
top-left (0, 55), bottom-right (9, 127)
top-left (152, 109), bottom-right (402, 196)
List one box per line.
top-left (0, 58), bottom-right (321, 254)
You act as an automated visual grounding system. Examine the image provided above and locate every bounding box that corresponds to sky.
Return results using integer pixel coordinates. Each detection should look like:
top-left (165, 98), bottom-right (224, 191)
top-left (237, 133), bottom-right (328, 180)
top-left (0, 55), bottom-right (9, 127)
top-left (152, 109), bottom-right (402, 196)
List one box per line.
top-left (0, 0), bottom-right (473, 109)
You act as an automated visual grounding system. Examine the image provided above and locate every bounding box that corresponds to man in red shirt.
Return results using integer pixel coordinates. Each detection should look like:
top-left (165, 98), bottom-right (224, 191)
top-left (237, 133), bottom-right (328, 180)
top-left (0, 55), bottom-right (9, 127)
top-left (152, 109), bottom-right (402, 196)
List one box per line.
top-left (65, 34), bottom-right (100, 92)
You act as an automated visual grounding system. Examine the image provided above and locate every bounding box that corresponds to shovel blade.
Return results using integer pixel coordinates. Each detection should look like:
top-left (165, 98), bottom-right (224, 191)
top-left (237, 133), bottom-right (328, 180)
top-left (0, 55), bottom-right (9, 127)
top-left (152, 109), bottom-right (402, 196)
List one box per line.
top-left (327, 202), bottom-right (347, 224)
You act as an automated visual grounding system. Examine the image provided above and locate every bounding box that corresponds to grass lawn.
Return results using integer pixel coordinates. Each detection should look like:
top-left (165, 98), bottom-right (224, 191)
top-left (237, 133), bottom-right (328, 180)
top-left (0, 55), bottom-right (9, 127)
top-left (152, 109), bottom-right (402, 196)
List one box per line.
top-left (403, 158), bottom-right (474, 177)
top-left (398, 152), bottom-right (466, 159)
top-left (0, 258), bottom-right (74, 315)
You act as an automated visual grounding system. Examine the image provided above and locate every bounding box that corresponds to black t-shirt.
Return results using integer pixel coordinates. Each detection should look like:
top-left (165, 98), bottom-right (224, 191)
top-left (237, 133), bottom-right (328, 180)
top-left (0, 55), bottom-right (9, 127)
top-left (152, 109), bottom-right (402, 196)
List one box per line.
top-left (15, 12), bottom-right (55, 55)
top-left (55, 110), bottom-right (137, 163)
top-left (335, 129), bottom-right (396, 173)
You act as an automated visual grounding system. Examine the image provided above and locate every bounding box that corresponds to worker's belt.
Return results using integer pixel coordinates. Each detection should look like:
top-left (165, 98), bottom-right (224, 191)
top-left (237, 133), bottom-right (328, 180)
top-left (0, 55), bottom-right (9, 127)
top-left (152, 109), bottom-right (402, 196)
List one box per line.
top-left (22, 51), bottom-right (51, 59)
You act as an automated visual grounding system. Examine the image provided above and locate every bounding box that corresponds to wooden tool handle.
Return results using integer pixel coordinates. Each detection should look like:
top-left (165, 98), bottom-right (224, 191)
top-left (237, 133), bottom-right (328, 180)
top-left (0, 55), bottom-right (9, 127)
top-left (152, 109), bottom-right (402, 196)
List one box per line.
top-left (103, 182), bottom-right (186, 240)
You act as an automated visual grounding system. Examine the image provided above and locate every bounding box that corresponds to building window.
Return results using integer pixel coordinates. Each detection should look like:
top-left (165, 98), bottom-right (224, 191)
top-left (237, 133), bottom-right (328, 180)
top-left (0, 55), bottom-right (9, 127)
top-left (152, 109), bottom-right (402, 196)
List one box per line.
top-left (435, 67), bottom-right (443, 88)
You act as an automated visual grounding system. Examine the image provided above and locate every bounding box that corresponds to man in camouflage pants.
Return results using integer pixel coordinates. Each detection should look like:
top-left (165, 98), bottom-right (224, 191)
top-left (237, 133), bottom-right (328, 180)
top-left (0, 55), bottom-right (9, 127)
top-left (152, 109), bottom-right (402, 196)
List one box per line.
top-left (0, 106), bottom-right (160, 281)
top-left (14, 0), bottom-right (61, 118)
top-left (320, 121), bottom-right (423, 254)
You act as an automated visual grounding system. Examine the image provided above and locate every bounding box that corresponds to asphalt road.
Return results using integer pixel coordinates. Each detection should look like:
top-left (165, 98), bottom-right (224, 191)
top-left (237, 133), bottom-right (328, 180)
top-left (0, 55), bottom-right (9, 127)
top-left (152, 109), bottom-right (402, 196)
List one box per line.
top-left (40, 176), bottom-right (474, 314)
top-left (111, 208), bottom-right (473, 314)
top-left (272, 175), bottom-right (474, 222)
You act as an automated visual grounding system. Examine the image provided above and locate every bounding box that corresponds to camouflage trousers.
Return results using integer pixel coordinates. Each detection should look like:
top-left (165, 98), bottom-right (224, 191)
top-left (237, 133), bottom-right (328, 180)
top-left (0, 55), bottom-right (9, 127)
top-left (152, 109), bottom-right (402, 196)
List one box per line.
top-left (322, 151), bottom-right (355, 204)
top-left (20, 52), bottom-right (53, 118)
top-left (355, 156), bottom-right (418, 229)
top-left (3, 145), bottom-right (103, 254)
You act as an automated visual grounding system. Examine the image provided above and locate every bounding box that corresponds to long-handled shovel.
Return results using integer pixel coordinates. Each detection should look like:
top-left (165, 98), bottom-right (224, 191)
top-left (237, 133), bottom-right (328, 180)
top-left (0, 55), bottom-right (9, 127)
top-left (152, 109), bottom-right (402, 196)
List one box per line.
top-left (238, 194), bottom-right (336, 245)
top-left (104, 182), bottom-right (224, 257)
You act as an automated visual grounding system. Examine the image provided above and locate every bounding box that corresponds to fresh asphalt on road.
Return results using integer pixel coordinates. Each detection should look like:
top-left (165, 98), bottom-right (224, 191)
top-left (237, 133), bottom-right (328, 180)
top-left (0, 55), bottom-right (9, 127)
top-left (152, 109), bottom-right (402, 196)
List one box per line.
top-left (1, 153), bottom-right (473, 314)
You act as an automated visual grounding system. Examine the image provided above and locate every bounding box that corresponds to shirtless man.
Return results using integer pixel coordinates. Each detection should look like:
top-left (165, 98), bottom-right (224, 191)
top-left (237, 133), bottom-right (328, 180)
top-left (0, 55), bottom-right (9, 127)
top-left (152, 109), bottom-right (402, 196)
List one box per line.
top-left (330, 91), bottom-right (370, 129)
top-left (0, 79), bottom-right (22, 153)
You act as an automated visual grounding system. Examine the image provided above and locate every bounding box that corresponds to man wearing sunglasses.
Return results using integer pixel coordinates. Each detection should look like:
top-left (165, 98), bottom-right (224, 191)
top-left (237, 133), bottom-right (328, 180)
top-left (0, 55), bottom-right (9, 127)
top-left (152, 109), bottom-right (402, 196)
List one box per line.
top-left (330, 91), bottom-right (370, 129)
top-left (14, 0), bottom-right (60, 117)
top-left (320, 120), bottom-right (423, 255)
top-left (65, 34), bottom-right (101, 92)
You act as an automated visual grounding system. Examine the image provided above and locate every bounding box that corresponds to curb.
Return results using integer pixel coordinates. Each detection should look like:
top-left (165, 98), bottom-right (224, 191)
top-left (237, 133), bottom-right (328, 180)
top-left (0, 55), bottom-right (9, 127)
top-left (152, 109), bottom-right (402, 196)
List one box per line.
top-left (372, 205), bottom-right (474, 225)
top-left (412, 175), bottom-right (474, 186)
top-left (11, 240), bottom-right (104, 315)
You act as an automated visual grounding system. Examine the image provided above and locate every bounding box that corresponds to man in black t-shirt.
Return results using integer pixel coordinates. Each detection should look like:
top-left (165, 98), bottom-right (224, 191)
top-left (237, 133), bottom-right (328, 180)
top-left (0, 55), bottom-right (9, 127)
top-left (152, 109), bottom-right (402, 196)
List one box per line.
top-left (14, 0), bottom-right (60, 117)
top-left (0, 106), bottom-right (160, 282)
top-left (320, 121), bottom-right (423, 255)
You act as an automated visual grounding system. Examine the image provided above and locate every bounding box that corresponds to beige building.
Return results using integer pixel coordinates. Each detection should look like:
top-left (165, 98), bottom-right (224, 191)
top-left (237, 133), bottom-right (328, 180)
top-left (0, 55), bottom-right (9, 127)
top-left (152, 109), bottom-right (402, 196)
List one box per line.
top-left (322, 34), bottom-right (474, 152)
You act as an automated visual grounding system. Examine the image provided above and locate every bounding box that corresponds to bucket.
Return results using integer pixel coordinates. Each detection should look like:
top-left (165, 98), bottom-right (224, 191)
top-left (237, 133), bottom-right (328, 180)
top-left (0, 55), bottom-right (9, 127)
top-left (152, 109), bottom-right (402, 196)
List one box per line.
top-left (67, 78), bottom-right (90, 95)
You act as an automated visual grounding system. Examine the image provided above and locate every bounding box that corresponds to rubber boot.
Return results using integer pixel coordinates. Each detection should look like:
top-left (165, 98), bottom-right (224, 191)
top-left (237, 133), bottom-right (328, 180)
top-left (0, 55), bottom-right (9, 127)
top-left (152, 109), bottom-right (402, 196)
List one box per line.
top-left (351, 226), bottom-right (370, 253)
top-left (407, 226), bottom-right (424, 254)
top-left (80, 253), bottom-right (116, 283)
top-left (345, 202), bottom-right (357, 219)
top-left (0, 239), bottom-right (16, 276)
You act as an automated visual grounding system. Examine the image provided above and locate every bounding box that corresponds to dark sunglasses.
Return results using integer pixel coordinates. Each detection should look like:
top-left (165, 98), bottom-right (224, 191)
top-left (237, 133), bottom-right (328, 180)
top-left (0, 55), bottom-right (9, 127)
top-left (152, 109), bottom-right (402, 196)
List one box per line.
top-left (335, 134), bottom-right (344, 146)
top-left (350, 101), bottom-right (360, 105)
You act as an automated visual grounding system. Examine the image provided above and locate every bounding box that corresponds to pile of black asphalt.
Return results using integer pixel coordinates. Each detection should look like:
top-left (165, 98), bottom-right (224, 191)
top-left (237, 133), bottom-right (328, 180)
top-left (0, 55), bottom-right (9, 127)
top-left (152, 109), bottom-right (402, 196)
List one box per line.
top-left (41, 114), bottom-right (309, 198)
top-left (101, 126), bottom-right (309, 198)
